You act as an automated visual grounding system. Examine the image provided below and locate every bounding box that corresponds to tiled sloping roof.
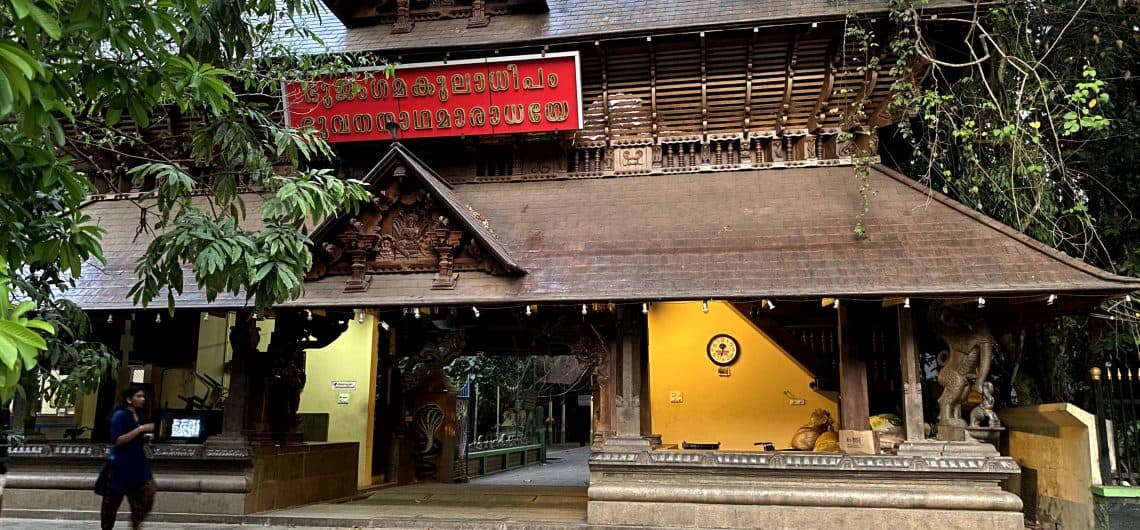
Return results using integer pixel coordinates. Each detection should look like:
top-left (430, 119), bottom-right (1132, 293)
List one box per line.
top-left (64, 194), bottom-right (270, 311)
top-left (280, 0), bottom-right (971, 56)
top-left (283, 165), bottom-right (1140, 307)
top-left (67, 166), bottom-right (1140, 310)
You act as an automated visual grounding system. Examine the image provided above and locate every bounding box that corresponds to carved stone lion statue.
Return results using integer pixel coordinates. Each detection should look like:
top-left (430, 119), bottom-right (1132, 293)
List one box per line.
top-left (930, 305), bottom-right (994, 428)
top-left (969, 381), bottom-right (1002, 429)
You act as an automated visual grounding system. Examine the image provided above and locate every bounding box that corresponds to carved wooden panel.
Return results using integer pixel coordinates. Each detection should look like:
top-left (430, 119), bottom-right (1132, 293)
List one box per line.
top-left (309, 164), bottom-right (506, 291)
top-left (612, 145), bottom-right (653, 174)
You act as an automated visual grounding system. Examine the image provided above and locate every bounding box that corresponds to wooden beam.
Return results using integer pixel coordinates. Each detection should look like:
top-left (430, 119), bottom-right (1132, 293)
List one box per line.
top-left (807, 35), bottom-right (840, 132)
top-left (838, 305), bottom-right (870, 430)
top-left (882, 297), bottom-right (907, 308)
top-left (1008, 294), bottom-right (1053, 305)
top-left (897, 307), bottom-right (924, 441)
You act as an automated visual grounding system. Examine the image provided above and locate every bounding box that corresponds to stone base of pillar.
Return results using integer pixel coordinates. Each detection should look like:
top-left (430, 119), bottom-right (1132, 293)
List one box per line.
top-left (897, 439), bottom-right (999, 458)
top-left (242, 430), bottom-right (304, 447)
top-left (598, 435), bottom-right (653, 452)
top-left (202, 433), bottom-right (252, 459)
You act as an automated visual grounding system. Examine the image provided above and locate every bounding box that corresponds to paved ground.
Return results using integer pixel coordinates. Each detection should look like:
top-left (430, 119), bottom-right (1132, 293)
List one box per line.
top-left (471, 444), bottom-right (590, 486)
top-left (1, 522), bottom-right (342, 529)
top-left (2, 446), bottom-right (592, 529)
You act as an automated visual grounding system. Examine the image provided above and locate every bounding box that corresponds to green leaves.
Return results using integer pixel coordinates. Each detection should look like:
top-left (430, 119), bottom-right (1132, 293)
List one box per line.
top-left (0, 41), bottom-right (45, 117)
top-left (0, 258), bottom-right (55, 400)
top-left (0, 0), bottom-right (376, 408)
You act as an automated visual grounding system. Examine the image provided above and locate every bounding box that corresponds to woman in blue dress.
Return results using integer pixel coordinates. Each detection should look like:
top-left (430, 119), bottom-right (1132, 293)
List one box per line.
top-left (100, 384), bottom-right (157, 530)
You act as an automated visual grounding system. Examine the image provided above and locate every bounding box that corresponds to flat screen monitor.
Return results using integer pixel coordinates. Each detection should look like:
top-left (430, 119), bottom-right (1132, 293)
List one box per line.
top-left (159, 411), bottom-right (210, 443)
top-left (170, 417), bottom-right (202, 439)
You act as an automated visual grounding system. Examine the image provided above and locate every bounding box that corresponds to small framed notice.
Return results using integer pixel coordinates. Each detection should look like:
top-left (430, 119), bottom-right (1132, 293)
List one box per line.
top-left (331, 381), bottom-right (357, 391)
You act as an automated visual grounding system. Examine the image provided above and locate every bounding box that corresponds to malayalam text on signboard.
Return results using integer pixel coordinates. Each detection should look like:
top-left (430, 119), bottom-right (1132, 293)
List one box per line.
top-left (284, 52), bottom-right (583, 142)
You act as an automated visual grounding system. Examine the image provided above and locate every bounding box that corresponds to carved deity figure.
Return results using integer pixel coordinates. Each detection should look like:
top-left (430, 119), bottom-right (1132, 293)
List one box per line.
top-left (969, 381), bottom-right (1002, 429)
top-left (930, 305), bottom-right (994, 428)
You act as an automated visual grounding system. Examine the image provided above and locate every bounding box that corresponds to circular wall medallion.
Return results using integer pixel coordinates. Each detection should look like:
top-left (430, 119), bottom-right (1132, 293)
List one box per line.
top-left (707, 334), bottom-right (740, 366)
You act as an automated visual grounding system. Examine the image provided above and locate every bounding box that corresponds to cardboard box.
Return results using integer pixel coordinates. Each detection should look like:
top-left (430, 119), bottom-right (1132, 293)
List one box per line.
top-left (838, 429), bottom-right (879, 455)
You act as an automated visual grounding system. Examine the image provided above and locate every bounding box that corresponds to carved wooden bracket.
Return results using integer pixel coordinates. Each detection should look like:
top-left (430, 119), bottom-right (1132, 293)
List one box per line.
top-left (432, 220), bottom-right (464, 290)
top-left (393, 0), bottom-right (414, 33)
top-left (469, 0), bottom-right (489, 27)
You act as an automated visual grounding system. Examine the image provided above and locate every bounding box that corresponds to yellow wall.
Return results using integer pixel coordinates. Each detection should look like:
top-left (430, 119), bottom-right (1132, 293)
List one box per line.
top-left (298, 315), bottom-right (377, 487)
top-left (76, 391), bottom-right (99, 433)
top-left (194, 312), bottom-right (232, 399)
top-left (649, 301), bottom-right (838, 451)
top-left (1000, 404), bottom-right (1099, 530)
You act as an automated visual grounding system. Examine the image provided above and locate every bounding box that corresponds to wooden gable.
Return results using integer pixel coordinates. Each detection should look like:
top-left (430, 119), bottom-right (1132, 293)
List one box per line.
top-left (308, 143), bottom-right (523, 293)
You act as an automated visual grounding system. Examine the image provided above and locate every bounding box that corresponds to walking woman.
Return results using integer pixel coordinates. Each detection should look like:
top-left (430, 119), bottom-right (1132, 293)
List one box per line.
top-left (100, 384), bottom-right (157, 530)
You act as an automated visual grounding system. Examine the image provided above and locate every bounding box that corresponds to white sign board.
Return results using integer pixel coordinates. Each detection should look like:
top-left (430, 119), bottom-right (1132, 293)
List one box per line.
top-left (331, 381), bottom-right (357, 391)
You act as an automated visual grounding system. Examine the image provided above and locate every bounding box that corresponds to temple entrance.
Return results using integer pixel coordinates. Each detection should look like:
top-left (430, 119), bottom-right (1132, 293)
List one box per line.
top-left (365, 305), bottom-right (602, 490)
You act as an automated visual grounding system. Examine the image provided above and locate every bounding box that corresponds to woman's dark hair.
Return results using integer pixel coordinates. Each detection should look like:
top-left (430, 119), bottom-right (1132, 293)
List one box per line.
top-left (121, 384), bottom-right (147, 405)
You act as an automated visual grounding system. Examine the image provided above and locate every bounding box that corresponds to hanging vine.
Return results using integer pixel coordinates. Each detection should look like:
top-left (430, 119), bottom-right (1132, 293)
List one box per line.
top-left (840, 13), bottom-right (881, 240)
top-left (873, 0), bottom-right (1138, 404)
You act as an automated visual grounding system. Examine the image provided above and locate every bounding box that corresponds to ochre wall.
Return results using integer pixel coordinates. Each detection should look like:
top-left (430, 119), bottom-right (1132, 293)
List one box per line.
top-left (193, 312), bottom-right (232, 400)
top-left (1000, 404), bottom-right (1099, 530)
top-left (298, 315), bottom-right (377, 487)
top-left (648, 301), bottom-right (838, 451)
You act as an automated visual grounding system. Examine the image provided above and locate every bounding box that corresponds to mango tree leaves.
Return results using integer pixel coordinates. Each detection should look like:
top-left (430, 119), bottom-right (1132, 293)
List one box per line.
top-left (0, 259), bottom-right (54, 400)
top-left (1, 0), bottom-right (377, 408)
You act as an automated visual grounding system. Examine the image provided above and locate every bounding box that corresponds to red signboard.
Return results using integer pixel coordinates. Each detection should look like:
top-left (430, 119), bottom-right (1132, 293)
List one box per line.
top-left (283, 52), bottom-right (582, 142)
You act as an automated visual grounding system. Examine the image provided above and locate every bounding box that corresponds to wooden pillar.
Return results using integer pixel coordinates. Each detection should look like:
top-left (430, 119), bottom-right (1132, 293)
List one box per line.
top-left (838, 305), bottom-right (869, 430)
top-left (897, 307), bottom-right (925, 441)
top-left (592, 340), bottom-right (617, 446)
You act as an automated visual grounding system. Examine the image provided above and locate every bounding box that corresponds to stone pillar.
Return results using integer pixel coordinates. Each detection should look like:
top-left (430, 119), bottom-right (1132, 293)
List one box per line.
top-left (205, 312), bottom-right (254, 453)
top-left (600, 307), bottom-right (655, 451)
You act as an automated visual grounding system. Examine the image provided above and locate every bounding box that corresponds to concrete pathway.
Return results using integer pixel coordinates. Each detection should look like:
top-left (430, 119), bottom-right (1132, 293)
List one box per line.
top-left (471, 444), bottom-right (590, 486)
top-left (1, 521), bottom-right (347, 530)
top-left (2, 446), bottom-right (593, 529)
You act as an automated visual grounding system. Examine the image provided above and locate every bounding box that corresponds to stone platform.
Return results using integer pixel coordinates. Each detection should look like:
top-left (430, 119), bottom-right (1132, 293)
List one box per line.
top-left (589, 448), bottom-right (1025, 529)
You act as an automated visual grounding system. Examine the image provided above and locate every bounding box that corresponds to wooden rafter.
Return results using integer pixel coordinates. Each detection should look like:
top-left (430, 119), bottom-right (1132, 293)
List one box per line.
top-left (598, 41), bottom-right (611, 143)
top-left (649, 36), bottom-right (658, 142)
top-left (775, 32), bottom-right (801, 136)
top-left (700, 32), bottom-right (708, 138)
top-left (744, 29), bottom-right (755, 136)
top-left (867, 90), bottom-right (894, 129)
top-left (807, 34), bottom-right (840, 133)
top-left (847, 28), bottom-right (890, 131)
